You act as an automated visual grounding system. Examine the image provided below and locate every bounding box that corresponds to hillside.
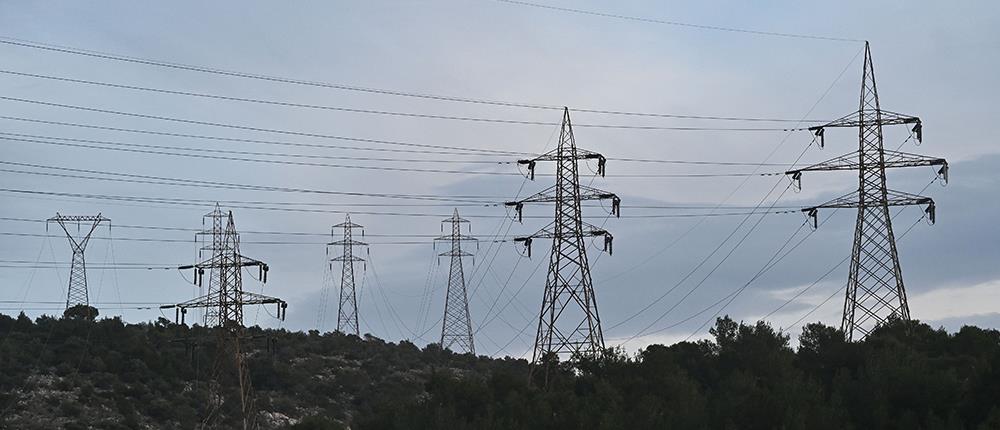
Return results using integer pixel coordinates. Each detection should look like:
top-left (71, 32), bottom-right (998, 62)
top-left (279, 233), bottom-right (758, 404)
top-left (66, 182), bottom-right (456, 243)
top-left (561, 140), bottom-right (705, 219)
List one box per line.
top-left (2, 312), bottom-right (1000, 429)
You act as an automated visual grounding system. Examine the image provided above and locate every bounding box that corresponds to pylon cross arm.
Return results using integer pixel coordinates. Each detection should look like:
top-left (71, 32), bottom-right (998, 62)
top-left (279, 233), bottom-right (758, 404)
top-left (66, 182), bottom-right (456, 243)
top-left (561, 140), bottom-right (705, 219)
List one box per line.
top-left (505, 185), bottom-right (620, 221)
top-left (47, 214), bottom-right (111, 223)
top-left (517, 147), bottom-right (608, 179)
top-left (786, 150), bottom-right (948, 187)
top-left (513, 221), bottom-right (614, 257)
top-left (802, 189), bottom-right (936, 227)
top-left (435, 234), bottom-right (477, 242)
top-left (328, 239), bottom-right (368, 246)
top-left (331, 256), bottom-right (365, 262)
top-left (810, 109), bottom-right (920, 130)
top-left (807, 109), bottom-right (921, 147)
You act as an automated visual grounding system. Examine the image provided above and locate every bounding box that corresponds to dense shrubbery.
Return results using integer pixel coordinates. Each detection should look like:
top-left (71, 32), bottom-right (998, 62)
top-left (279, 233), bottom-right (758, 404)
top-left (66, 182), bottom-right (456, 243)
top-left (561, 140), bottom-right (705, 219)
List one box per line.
top-left (1, 312), bottom-right (999, 429)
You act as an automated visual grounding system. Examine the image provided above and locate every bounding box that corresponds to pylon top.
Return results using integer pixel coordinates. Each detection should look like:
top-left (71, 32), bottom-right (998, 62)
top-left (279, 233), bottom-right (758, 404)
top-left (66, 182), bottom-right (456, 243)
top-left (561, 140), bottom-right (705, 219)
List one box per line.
top-left (333, 213), bottom-right (364, 229)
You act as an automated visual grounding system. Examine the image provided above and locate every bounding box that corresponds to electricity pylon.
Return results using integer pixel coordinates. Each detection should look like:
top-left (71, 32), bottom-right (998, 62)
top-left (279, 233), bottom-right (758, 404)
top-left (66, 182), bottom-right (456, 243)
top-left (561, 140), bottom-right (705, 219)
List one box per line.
top-left (786, 42), bottom-right (948, 341)
top-left (434, 209), bottom-right (478, 354)
top-left (506, 107), bottom-right (620, 373)
top-left (46, 213), bottom-right (110, 310)
top-left (328, 214), bottom-right (366, 336)
top-left (161, 205), bottom-right (286, 430)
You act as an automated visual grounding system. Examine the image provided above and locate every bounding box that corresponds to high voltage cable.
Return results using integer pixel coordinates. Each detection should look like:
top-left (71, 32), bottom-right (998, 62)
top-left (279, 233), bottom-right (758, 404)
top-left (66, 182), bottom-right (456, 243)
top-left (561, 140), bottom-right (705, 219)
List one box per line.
top-left (0, 159), bottom-right (502, 203)
top-left (0, 216), bottom-right (518, 238)
top-left (0, 188), bottom-right (798, 219)
top-left (0, 37), bottom-right (829, 122)
top-left (0, 135), bottom-right (779, 178)
top-left (493, 0), bottom-right (864, 43)
top-left (0, 96), bottom-right (544, 154)
top-left (0, 95), bottom-right (806, 133)
top-left (689, 150), bottom-right (943, 338)
top-left (0, 131), bottom-right (505, 165)
top-left (0, 69), bottom-right (815, 130)
top-left (0, 115), bottom-right (527, 158)
top-left (618, 140), bottom-right (932, 344)
top-left (0, 160), bottom-right (795, 209)
top-left (777, 213), bottom-right (927, 332)
top-left (0, 129), bottom-right (792, 168)
top-left (0, 231), bottom-right (474, 246)
top-left (763, 178), bottom-right (941, 329)
top-left (602, 46), bottom-right (863, 334)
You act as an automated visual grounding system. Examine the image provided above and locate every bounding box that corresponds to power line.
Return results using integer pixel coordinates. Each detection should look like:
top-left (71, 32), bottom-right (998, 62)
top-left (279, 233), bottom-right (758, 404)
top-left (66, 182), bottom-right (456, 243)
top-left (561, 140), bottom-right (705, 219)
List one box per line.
top-left (0, 36), bottom-right (829, 122)
top-left (493, 0), bottom-right (863, 43)
top-left (0, 135), bottom-right (779, 178)
top-left (0, 129), bottom-right (796, 168)
top-left (0, 96), bottom-right (542, 154)
top-left (0, 159), bottom-right (502, 203)
top-left (0, 131), bottom-right (504, 165)
top-left (0, 188), bottom-right (798, 219)
top-left (0, 115), bottom-right (526, 158)
top-left (600, 47), bottom-right (863, 333)
top-left (780, 213), bottom-right (928, 331)
top-left (0, 216), bottom-right (515, 238)
top-left (0, 231), bottom-right (472, 246)
top-left (0, 69), bottom-right (816, 130)
top-left (0, 95), bottom-right (806, 133)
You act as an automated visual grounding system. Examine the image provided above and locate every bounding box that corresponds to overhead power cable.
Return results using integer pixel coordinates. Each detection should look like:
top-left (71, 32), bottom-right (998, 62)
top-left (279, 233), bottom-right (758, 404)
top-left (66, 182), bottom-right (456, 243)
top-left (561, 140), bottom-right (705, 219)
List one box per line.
top-left (0, 159), bottom-right (502, 203)
top-left (603, 46), bottom-right (863, 337)
top-left (0, 116), bottom-right (786, 166)
top-left (0, 135), bottom-right (779, 178)
top-left (0, 95), bottom-right (806, 133)
top-left (0, 216), bottom-right (518, 238)
top-left (0, 36), bottom-right (828, 122)
top-left (492, 0), bottom-right (864, 43)
top-left (0, 115), bottom-right (527, 158)
top-left (0, 96), bottom-right (545, 154)
top-left (0, 69), bottom-right (813, 130)
top-left (0, 231), bottom-right (478, 246)
top-left (0, 188), bottom-right (798, 219)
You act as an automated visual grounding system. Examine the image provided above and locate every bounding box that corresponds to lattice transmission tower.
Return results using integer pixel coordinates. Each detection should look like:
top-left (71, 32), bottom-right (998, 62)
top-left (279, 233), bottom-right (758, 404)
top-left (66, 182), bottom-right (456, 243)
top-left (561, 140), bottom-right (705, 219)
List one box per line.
top-left (47, 213), bottom-right (110, 310)
top-left (434, 209), bottom-right (478, 354)
top-left (328, 214), bottom-right (366, 336)
top-left (161, 205), bottom-right (287, 429)
top-left (506, 107), bottom-right (620, 370)
top-left (786, 42), bottom-right (948, 341)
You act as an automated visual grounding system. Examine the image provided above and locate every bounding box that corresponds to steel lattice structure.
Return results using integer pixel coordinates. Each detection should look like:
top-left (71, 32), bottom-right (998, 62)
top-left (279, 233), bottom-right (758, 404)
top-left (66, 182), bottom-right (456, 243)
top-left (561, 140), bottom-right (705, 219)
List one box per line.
top-left (47, 213), bottom-right (110, 310)
top-left (435, 209), bottom-right (478, 354)
top-left (786, 42), bottom-right (948, 341)
top-left (328, 214), bottom-right (366, 336)
top-left (507, 108), bottom-right (620, 372)
top-left (161, 205), bottom-right (286, 429)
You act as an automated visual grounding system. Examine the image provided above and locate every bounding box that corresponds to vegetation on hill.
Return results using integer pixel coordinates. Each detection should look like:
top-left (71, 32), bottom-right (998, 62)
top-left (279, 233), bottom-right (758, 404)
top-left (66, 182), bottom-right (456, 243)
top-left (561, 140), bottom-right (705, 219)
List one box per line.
top-left (2, 311), bottom-right (1000, 429)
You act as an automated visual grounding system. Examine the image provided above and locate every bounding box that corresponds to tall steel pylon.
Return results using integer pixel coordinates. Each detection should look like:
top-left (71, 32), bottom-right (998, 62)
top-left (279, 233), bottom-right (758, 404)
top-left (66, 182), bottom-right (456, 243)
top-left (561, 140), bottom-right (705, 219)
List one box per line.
top-left (161, 205), bottom-right (287, 430)
top-left (46, 213), bottom-right (110, 310)
top-left (434, 209), bottom-right (478, 354)
top-left (787, 42), bottom-right (948, 341)
top-left (328, 214), bottom-right (366, 336)
top-left (506, 107), bottom-right (620, 370)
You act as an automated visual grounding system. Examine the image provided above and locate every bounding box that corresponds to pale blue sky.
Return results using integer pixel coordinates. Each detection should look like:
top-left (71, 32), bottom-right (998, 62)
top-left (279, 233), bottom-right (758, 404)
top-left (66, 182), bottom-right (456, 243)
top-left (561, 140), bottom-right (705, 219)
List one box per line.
top-left (0, 1), bottom-right (997, 356)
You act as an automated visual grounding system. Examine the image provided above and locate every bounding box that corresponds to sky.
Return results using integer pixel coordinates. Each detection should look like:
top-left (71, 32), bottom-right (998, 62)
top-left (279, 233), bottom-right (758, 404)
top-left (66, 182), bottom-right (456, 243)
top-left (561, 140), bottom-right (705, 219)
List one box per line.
top-left (0, 0), bottom-right (998, 358)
